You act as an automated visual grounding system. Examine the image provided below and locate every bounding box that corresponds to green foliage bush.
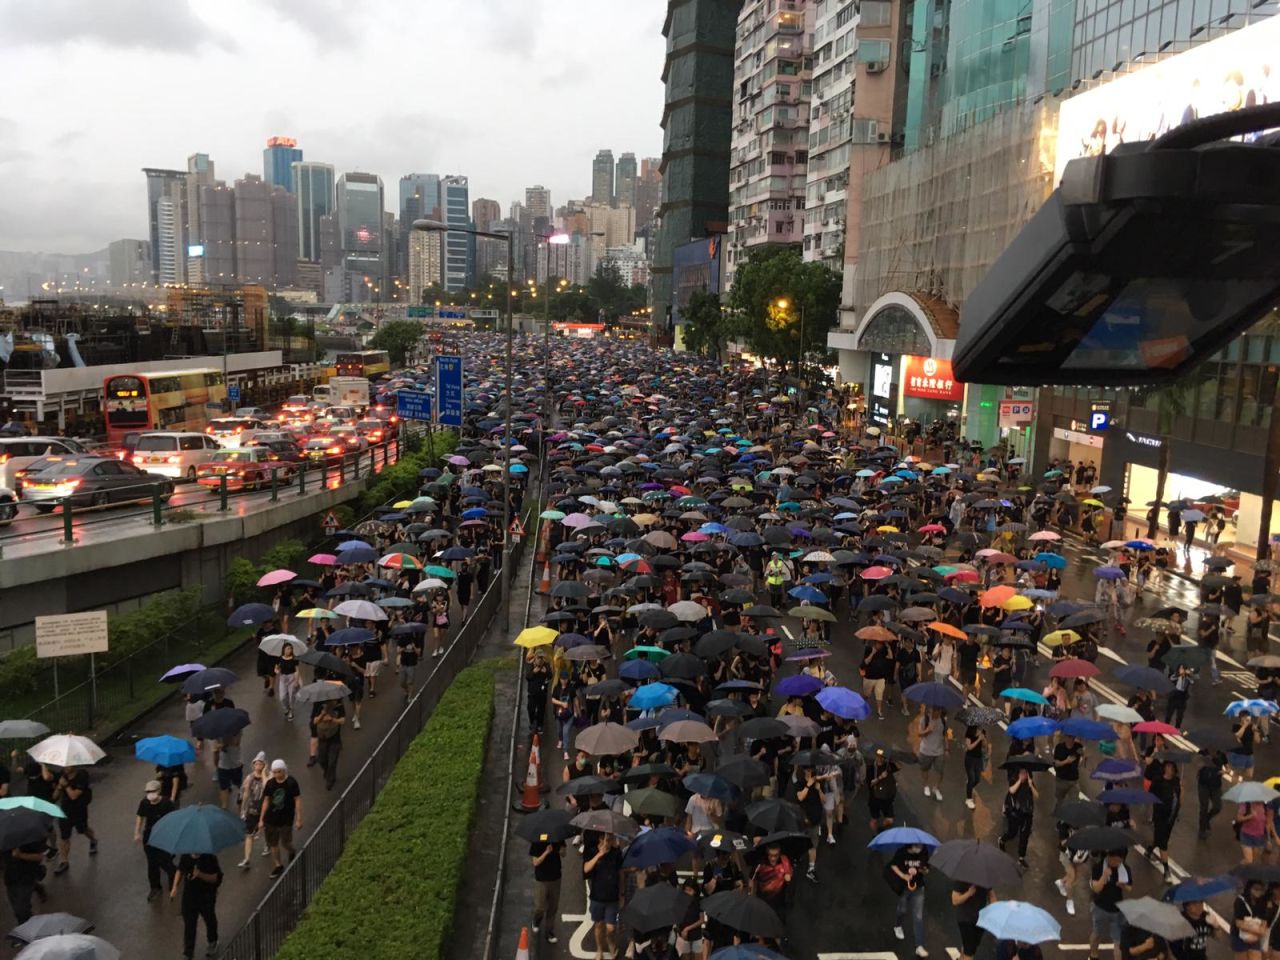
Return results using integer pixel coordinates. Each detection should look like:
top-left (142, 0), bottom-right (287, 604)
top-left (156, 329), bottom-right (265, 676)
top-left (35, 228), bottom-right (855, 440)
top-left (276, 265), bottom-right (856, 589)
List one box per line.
top-left (221, 539), bottom-right (308, 606)
top-left (356, 428), bottom-right (457, 515)
top-left (275, 661), bottom-right (496, 960)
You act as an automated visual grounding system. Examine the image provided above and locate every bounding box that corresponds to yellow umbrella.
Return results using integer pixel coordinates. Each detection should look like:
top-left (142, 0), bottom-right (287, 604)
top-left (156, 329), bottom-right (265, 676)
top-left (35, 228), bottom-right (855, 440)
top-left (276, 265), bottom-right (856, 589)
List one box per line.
top-left (514, 626), bottom-right (558, 649)
top-left (1082, 498), bottom-right (1105, 507)
top-left (876, 525), bottom-right (900, 533)
top-left (917, 462), bottom-right (933, 471)
top-left (1001, 595), bottom-right (1034, 612)
top-left (295, 608), bottom-right (338, 620)
top-left (393, 500), bottom-right (414, 509)
top-left (1042, 629), bottom-right (1080, 647)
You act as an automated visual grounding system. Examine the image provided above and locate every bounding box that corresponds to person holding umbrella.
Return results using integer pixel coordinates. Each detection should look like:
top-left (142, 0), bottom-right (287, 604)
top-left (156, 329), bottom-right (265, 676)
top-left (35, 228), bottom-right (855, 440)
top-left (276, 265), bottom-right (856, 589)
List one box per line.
top-left (1149, 760), bottom-right (1182, 883)
top-left (314, 698), bottom-right (346, 790)
top-left (998, 767), bottom-right (1038, 867)
top-left (953, 879), bottom-right (995, 960)
top-left (887, 840), bottom-right (931, 957)
top-left (963, 723), bottom-right (988, 810)
top-left (749, 843), bottom-right (793, 923)
top-left (3, 829), bottom-right (48, 925)
top-left (1089, 849), bottom-right (1132, 960)
top-left (275, 643), bottom-right (302, 721)
top-left (134, 777), bottom-right (176, 901)
top-left (170, 846), bottom-right (223, 960)
top-left (867, 748), bottom-right (900, 833)
top-left (51, 763), bottom-right (96, 876)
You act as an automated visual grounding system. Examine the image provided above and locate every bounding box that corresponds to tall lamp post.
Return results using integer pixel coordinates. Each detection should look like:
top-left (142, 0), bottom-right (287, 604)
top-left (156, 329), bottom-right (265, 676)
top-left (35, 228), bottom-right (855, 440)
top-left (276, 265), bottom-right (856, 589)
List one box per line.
top-left (413, 218), bottom-right (517, 630)
top-left (535, 232), bottom-right (571, 429)
top-left (775, 297), bottom-right (805, 401)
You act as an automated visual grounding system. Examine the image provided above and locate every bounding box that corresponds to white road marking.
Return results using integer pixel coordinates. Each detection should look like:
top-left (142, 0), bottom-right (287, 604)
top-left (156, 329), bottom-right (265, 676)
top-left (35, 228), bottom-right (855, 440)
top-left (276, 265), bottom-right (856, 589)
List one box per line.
top-left (562, 913), bottom-right (596, 960)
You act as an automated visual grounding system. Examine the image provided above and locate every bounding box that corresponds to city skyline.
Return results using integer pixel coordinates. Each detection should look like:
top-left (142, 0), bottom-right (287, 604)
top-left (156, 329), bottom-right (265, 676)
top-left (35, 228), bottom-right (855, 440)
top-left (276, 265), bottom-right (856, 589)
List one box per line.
top-left (0, 0), bottom-right (665, 253)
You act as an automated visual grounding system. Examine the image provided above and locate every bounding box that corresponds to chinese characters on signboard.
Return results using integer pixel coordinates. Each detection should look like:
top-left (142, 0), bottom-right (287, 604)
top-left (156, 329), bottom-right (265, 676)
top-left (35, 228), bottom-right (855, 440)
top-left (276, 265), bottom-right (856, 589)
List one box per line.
top-left (901, 356), bottom-right (964, 402)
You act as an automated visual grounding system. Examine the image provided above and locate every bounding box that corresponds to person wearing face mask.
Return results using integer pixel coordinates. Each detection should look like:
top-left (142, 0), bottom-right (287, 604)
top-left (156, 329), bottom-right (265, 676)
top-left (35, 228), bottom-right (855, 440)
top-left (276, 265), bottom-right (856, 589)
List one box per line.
top-left (134, 778), bottom-right (176, 902)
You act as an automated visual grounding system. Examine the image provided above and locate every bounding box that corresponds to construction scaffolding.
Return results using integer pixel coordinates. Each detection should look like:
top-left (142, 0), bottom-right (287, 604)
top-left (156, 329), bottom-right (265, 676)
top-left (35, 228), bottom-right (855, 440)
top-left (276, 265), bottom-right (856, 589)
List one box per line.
top-left (852, 100), bottom-right (1061, 320)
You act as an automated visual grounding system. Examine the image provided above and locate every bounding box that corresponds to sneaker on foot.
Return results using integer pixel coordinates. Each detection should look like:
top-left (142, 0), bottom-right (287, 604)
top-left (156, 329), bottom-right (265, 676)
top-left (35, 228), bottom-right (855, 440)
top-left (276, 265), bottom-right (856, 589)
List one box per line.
top-left (546, 932), bottom-right (558, 944)
top-left (306, 756), bottom-right (317, 767)
top-left (806, 868), bottom-right (817, 882)
top-left (353, 718), bottom-right (361, 730)
top-left (1055, 879), bottom-right (1068, 897)
top-left (923, 786), bottom-right (931, 798)
top-left (532, 923), bottom-right (540, 934)
top-left (965, 798), bottom-right (976, 810)
top-left (89, 840), bottom-right (98, 855)
top-left (1066, 899), bottom-right (1076, 916)
top-left (916, 948), bottom-right (929, 958)
top-left (237, 859), bottom-right (249, 870)
top-left (269, 865), bottom-right (283, 879)
top-left (206, 943), bottom-right (218, 958)
top-left (933, 790), bottom-right (942, 802)
top-left (894, 926), bottom-right (905, 941)
top-left (826, 834), bottom-right (836, 845)
top-left (261, 847), bottom-right (270, 857)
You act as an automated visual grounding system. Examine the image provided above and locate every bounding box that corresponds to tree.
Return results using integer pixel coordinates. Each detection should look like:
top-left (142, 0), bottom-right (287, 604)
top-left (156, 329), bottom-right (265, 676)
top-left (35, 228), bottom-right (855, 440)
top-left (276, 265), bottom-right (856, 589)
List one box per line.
top-left (680, 288), bottom-right (726, 358)
top-left (726, 247), bottom-right (841, 373)
top-left (369, 319), bottom-right (424, 365)
top-left (589, 262), bottom-right (629, 321)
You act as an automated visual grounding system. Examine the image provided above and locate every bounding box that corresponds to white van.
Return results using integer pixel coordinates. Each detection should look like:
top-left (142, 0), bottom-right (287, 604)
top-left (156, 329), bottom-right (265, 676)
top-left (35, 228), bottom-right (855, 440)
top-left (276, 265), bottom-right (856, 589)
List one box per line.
top-left (133, 432), bottom-right (225, 480)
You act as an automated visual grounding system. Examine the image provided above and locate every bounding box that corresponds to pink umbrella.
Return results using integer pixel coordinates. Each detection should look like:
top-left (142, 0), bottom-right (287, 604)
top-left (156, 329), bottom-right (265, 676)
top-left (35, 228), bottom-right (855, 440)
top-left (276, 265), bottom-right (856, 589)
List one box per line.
top-left (562, 513), bottom-right (593, 528)
top-left (918, 523), bottom-right (946, 533)
top-left (681, 531), bottom-right (710, 542)
top-left (1133, 721), bottom-right (1181, 736)
top-left (257, 569), bottom-right (297, 587)
top-left (861, 566), bottom-right (893, 580)
top-left (1028, 531), bottom-right (1061, 541)
top-left (945, 570), bottom-right (982, 583)
top-left (309, 553), bottom-right (339, 566)
top-left (446, 455), bottom-right (471, 466)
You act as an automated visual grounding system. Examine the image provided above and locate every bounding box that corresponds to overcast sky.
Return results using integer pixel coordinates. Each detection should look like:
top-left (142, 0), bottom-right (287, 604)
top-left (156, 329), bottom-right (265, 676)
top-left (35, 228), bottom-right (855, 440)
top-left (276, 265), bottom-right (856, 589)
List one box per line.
top-left (0, 0), bottom-right (666, 254)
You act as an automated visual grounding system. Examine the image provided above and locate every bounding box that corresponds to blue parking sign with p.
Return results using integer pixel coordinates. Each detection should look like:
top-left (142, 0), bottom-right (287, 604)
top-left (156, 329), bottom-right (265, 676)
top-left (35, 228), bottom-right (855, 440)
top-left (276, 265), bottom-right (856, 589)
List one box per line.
top-left (1089, 410), bottom-right (1110, 430)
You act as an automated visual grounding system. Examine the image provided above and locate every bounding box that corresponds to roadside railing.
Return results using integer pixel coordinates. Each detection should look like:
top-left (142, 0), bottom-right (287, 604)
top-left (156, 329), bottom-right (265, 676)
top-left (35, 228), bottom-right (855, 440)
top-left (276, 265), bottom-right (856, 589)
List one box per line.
top-left (218, 491), bottom-right (539, 960)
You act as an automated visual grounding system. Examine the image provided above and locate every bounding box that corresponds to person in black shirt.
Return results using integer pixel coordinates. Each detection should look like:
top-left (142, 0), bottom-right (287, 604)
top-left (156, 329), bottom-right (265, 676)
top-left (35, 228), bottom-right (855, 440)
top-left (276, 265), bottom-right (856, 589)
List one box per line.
top-left (526, 654), bottom-right (552, 734)
top-left (1090, 851), bottom-right (1131, 960)
top-left (1172, 900), bottom-right (1214, 960)
top-left (584, 833), bottom-right (623, 959)
top-left (1053, 735), bottom-right (1083, 806)
top-left (530, 837), bottom-right (563, 944)
top-left (172, 851), bottom-right (222, 959)
top-left (314, 701), bottom-right (346, 790)
top-left (1150, 760), bottom-right (1181, 881)
top-left (953, 881), bottom-right (993, 960)
top-left (134, 778), bottom-right (177, 900)
top-left (998, 768), bottom-right (1038, 865)
top-left (52, 764), bottom-right (96, 875)
top-left (398, 630), bottom-right (423, 698)
top-left (963, 725), bottom-right (987, 809)
top-left (1197, 750), bottom-right (1227, 836)
top-left (3, 838), bottom-right (47, 924)
top-left (701, 846), bottom-right (744, 894)
top-left (259, 760), bottom-right (302, 879)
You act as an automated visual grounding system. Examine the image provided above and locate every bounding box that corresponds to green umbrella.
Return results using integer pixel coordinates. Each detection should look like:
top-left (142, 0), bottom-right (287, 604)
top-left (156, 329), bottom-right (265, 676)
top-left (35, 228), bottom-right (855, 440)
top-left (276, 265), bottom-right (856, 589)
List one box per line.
top-left (424, 565), bottom-right (456, 579)
top-left (624, 645), bottom-right (672, 661)
top-left (625, 787), bottom-right (681, 818)
top-left (0, 796), bottom-right (64, 818)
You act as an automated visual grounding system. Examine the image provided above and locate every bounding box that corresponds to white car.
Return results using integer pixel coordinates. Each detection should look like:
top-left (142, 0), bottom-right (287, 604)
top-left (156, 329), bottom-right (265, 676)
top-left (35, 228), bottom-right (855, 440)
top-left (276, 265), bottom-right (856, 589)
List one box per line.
top-left (0, 436), bottom-right (92, 489)
top-left (206, 417), bottom-right (268, 448)
top-left (132, 432), bottom-right (225, 480)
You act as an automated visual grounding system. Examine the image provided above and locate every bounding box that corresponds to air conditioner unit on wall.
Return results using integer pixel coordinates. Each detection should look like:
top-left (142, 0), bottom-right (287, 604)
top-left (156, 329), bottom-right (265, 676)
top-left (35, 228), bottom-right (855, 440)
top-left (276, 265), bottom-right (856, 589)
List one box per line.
top-left (866, 60), bottom-right (887, 73)
top-left (875, 131), bottom-right (890, 143)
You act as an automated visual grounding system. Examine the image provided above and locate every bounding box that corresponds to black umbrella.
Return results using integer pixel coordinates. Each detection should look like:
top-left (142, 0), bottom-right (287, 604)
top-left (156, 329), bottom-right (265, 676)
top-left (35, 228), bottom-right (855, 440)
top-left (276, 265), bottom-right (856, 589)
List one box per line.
top-left (298, 650), bottom-right (357, 679)
top-left (715, 756), bottom-right (772, 790)
top-left (740, 605), bottom-right (782, 618)
top-left (1113, 665), bottom-right (1174, 693)
top-left (623, 763), bottom-right (679, 783)
top-left (189, 707), bottom-right (251, 741)
top-left (660, 652), bottom-right (708, 680)
top-left (551, 582), bottom-right (591, 599)
top-left (1059, 610), bottom-right (1104, 629)
top-left (0, 807), bottom-right (51, 848)
top-left (638, 610), bottom-right (680, 630)
top-left (1066, 826), bottom-right (1139, 851)
top-left (702, 890), bottom-right (785, 938)
top-left (695, 631), bottom-right (738, 658)
top-left (621, 883), bottom-right (693, 935)
top-left (999, 755), bottom-right (1051, 772)
top-left (745, 798), bottom-right (806, 832)
top-left (930, 839), bottom-right (1022, 887)
top-left (1054, 799), bottom-right (1105, 829)
top-left (556, 775), bottom-right (622, 797)
top-left (180, 667), bottom-right (238, 696)
top-left (582, 678), bottom-right (628, 699)
top-left (738, 717), bottom-right (790, 740)
top-left (514, 808), bottom-right (577, 843)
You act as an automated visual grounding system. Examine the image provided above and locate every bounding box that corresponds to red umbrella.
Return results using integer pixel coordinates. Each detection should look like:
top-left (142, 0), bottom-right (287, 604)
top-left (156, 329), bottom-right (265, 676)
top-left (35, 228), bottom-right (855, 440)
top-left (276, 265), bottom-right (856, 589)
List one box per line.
top-left (917, 523), bottom-right (946, 534)
top-left (1133, 720), bottom-right (1181, 736)
top-left (1049, 658), bottom-right (1100, 679)
top-left (945, 570), bottom-right (981, 583)
top-left (861, 566), bottom-right (893, 580)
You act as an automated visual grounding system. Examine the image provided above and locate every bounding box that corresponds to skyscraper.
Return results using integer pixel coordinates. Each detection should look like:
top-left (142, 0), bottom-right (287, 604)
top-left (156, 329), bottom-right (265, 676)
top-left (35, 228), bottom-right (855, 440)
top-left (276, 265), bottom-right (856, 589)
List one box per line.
top-left (472, 198), bottom-right (501, 232)
top-left (634, 157), bottom-right (663, 232)
top-left (398, 174), bottom-right (440, 281)
top-left (293, 162), bottom-right (335, 263)
top-left (408, 230), bottom-right (443, 301)
top-left (471, 198), bottom-right (502, 278)
top-left (615, 153), bottom-right (638, 208)
top-left (198, 183), bottom-right (236, 285)
top-left (336, 172), bottom-right (385, 301)
top-left (142, 168), bottom-right (188, 283)
top-left (271, 187), bottom-right (299, 288)
top-left (263, 137), bottom-right (303, 192)
top-left (591, 150), bottom-right (615, 205)
top-left (441, 175), bottom-right (473, 292)
top-left (234, 175), bottom-right (274, 286)
top-left (525, 185), bottom-right (551, 221)
top-left (184, 153), bottom-right (217, 259)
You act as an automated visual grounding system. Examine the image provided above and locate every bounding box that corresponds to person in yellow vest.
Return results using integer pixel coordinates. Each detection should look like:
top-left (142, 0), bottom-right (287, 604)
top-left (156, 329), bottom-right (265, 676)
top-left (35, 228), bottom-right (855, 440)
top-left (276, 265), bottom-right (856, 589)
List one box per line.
top-left (765, 551), bottom-right (790, 608)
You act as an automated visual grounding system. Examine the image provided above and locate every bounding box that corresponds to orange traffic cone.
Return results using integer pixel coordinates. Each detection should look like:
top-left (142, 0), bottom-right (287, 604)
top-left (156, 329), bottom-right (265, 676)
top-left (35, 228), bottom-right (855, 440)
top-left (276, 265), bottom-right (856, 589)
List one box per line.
top-left (536, 560), bottom-right (552, 595)
top-left (515, 927), bottom-right (530, 960)
top-left (535, 523), bottom-right (550, 565)
top-left (518, 734), bottom-right (544, 811)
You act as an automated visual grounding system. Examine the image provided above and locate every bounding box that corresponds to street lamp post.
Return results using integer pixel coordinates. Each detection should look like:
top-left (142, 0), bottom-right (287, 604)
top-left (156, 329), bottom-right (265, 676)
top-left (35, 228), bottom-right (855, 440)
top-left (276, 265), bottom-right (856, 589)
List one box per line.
top-left (414, 218), bottom-right (516, 630)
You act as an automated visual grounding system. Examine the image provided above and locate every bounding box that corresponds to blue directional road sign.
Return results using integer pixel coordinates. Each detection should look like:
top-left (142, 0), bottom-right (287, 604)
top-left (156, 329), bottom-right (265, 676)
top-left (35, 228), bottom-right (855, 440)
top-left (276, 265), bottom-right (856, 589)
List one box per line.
top-left (435, 355), bottom-right (464, 427)
top-left (396, 390), bottom-right (433, 422)
top-left (227, 384), bottom-right (240, 402)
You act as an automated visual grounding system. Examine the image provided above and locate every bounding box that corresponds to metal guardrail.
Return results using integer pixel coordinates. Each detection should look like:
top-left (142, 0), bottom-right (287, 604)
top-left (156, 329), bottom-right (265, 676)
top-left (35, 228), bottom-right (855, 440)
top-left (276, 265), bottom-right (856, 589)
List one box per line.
top-left (218, 497), bottom-right (539, 960)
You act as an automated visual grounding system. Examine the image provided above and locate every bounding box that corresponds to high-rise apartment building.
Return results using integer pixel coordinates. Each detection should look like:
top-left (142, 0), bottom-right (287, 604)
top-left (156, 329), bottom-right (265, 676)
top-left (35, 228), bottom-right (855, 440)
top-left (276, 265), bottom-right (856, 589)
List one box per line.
top-left (408, 230), bottom-right (443, 301)
top-left (142, 168), bottom-right (188, 283)
top-left (234, 175), bottom-right (274, 286)
top-left (804, 0), bottom-right (857, 269)
top-left (472, 198), bottom-right (502, 277)
top-left (195, 182), bottom-right (236, 285)
top-left (652, 0), bottom-right (739, 333)
top-left (263, 137), bottom-right (303, 193)
top-left (591, 150), bottom-right (615, 205)
top-left (184, 153), bottom-right (217, 259)
top-left (633, 158), bottom-right (663, 232)
top-left (398, 174), bottom-right (440, 281)
top-left (108, 239), bottom-right (151, 287)
top-left (293, 162), bottom-right (335, 263)
top-left (472, 198), bottom-right (501, 232)
top-left (614, 153), bottom-right (638, 208)
top-left (525, 185), bottom-right (551, 221)
top-left (271, 187), bottom-right (299, 288)
top-left (336, 172), bottom-right (385, 301)
top-left (441, 175), bottom-right (473, 292)
top-left (726, 0), bottom-right (812, 288)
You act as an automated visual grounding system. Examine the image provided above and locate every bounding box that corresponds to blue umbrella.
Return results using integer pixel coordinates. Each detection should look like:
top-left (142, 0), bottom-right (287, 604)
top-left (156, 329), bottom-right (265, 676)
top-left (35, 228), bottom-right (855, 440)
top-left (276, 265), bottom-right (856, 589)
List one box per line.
top-left (684, 772), bottom-right (737, 801)
top-left (939, 587), bottom-right (974, 605)
top-left (1094, 566), bottom-right (1126, 580)
top-left (1098, 787), bottom-right (1162, 805)
top-left (1060, 718), bottom-right (1116, 741)
top-left (327, 627), bottom-right (375, 646)
top-left (377, 597), bottom-right (414, 608)
top-left (338, 545), bottom-right (379, 563)
top-left (620, 660), bottom-right (660, 682)
top-left (148, 804), bottom-right (246, 855)
top-left (336, 539), bottom-right (372, 551)
top-left (1007, 716), bottom-right (1059, 740)
top-left (1164, 875), bottom-right (1237, 903)
top-left (999, 688), bottom-right (1050, 705)
top-left (227, 603), bottom-right (275, 627)
top-left (774, 674), bottom-right (823, 698)
top-left (903, 681), bottom-right (965, 710)
top-left (1091, 759), bottom-right (1143, 782)
top-left (134, 735), bottom-right (196, 767)
top-left (630, 683), bottom-right (679, 711)
top-left (1125, 540), bottom-right (1156, 551)
top-left (1037, 553), bottom-right (1067, 570)
top-left (622, 826), bottom-right (697, 868)
top-left (977, 901), bottom-right (1061, 944)
top-left (462, 508), bottom-right (489, 519)
top-left (788, 585), bottom-right (828, 604)
top-left (867, 826), bottom-right (941, 850)
top-left (509, 463), bottom-right (529, 474)
top-left (1225, 699), bottom-right (1280, 717)
top-left (816, 686), bottom-right (871, 720)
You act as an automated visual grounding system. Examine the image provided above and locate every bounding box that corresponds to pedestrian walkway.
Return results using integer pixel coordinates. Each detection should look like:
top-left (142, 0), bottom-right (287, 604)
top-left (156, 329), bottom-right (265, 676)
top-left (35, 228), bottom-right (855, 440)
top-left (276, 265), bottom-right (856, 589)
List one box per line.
top-left (0, 588), bottom-right (478, 959)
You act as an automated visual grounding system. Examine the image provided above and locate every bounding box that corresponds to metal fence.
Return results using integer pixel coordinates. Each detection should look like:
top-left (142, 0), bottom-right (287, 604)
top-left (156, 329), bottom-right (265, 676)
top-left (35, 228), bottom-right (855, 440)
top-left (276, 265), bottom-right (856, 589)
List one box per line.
top-left (218, 500), bottom-right (536, 960)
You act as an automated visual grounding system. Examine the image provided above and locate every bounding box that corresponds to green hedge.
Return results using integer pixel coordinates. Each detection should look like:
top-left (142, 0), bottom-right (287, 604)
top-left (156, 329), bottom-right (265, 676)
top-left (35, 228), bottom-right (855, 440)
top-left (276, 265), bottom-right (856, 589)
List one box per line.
top-left (355, 428), bottom-right (458, 515)
top-left (274, 659), bottom-right (497, 960)
top-left (223, 539), bottom-right (309, 607)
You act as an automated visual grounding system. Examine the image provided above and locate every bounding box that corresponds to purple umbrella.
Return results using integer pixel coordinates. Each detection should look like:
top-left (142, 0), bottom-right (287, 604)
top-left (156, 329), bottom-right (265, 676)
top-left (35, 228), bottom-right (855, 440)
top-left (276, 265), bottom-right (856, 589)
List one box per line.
top-left (773, 674), bottom-right (823, 698)
top-left (160, 663), bottom-right (206, 684)
top-left (1094, 566), bottom-right (1126, 580)
top-left (1091, 758), bottom-right (1143, 782)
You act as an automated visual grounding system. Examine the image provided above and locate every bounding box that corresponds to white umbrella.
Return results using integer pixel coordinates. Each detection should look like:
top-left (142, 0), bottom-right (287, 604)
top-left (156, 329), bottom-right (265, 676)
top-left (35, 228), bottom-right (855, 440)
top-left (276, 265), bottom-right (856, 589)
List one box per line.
top-left (803, 551), bottom-right (836, 563)
top-left (1096, 704), bottom-right (1144, 724)
top-left (28, 735), bottom-right (105, 768)
top-left (16, 934), bottom-right (120, 960)
top-left (332, 599), bottom-right (388, 621)
top-left (668, 600), bottom-right (709, 622)
top-left (257, 634), bottom-right (308, 658)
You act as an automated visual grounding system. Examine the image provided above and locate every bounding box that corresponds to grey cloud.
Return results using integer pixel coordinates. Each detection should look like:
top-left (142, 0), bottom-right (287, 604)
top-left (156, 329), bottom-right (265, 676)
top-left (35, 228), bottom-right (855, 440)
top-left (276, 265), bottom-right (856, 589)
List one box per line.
top-left (3, 0), bottom-right (235, 52)
top-left (260, 0), bottom-right (364, 45)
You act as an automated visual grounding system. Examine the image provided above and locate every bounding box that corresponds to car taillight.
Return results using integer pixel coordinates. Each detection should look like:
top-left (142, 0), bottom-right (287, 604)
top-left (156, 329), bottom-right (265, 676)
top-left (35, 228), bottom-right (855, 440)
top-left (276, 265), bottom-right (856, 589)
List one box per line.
top-left (327, 446), bottom-right (342, 455)
top-left (167, 455), bottom-right (181, 464)
top-left (61, 479), bottom-right (82, 490)
top-left (236, 426), bottom-right (244, 433)
top-left (0, 453), bottom-right (8, 464)
top-left (206, 426), bottom-right (214, 433)
top-left (132, 454), bottom-right (145, 464)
